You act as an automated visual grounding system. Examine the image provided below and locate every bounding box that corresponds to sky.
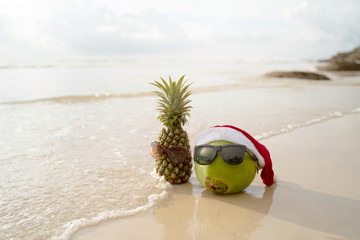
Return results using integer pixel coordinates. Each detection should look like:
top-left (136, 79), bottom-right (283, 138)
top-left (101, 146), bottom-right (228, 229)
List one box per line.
top-left (0, 0), bottom-right (359, 60)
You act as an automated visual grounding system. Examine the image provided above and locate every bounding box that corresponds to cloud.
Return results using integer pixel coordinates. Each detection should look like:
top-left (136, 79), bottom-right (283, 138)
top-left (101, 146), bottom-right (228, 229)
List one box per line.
top-left (283, 1), bottom-right (360, 43)
top-left (0, 0), bottom-right (359, 59)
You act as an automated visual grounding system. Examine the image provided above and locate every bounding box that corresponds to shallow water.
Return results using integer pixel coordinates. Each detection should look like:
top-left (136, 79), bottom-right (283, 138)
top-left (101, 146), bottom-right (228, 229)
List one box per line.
top-left (0, 57), bottom-right (359, 239)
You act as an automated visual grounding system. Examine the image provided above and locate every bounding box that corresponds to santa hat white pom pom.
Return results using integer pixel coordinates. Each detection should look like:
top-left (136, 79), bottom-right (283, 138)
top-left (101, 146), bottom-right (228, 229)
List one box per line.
top-left (195, 125), bottom-right (276, 186)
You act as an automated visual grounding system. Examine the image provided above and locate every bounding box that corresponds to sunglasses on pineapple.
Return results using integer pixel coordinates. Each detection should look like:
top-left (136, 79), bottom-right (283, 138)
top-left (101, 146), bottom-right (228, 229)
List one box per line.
top-left (194, 144), bottom-right (248, 165)
top-left (150, 141), bottom-right (188, 164)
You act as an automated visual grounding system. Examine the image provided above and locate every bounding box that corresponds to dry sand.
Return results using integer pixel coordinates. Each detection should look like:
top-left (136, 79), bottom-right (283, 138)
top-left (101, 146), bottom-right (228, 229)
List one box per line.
top-left (72, 114), bottom-right (360, 240)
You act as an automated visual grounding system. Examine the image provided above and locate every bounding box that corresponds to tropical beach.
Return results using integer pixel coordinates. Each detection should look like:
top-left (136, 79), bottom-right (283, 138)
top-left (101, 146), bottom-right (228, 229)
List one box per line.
top-left (1, 57), bottom-right (360, 239)
top-left (1, 1), bottom-right (360, 239)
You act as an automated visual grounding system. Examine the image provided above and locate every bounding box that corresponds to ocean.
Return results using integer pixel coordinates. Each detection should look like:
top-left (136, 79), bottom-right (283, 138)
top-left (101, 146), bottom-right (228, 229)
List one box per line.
top-left (1, 56), bottom-right (359, 240)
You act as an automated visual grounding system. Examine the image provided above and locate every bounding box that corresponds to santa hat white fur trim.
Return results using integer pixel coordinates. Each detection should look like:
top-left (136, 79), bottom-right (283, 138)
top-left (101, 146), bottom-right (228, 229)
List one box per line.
top-left (195, 127), bottom-right (265, 169)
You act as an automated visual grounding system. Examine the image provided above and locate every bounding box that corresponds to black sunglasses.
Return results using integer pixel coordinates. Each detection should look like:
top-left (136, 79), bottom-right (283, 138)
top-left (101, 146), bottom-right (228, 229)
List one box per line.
top-left (194, 144), bottom-right (247, 165)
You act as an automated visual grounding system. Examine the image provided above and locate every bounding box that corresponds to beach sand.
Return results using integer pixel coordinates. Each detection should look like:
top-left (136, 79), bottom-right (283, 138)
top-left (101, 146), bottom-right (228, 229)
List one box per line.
top-left (72, 114), bottom-right (360, 240)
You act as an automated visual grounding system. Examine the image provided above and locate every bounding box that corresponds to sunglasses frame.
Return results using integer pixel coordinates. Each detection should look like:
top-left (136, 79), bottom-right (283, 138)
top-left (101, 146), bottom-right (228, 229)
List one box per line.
top-left (194, 144), bottom-right (248, 165)
top-left (150, 141), bottom-right (189, 164)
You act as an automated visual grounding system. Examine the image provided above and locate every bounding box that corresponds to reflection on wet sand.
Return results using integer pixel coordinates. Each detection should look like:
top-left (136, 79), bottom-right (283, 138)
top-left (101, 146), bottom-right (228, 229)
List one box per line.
top-left (153, 178), bottom-right (275, 240)
top-left (195, 184), bottom-right (275, 239)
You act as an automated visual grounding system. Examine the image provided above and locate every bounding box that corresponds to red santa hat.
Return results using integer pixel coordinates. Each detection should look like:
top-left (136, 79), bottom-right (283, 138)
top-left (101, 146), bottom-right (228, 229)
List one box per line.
top-left (195, 125), bottom-right (275, 186)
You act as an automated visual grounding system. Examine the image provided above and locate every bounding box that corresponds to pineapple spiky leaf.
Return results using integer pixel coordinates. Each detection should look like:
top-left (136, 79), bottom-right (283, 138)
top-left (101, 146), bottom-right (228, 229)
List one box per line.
top-left (150, 75), bottom-right (192, 129)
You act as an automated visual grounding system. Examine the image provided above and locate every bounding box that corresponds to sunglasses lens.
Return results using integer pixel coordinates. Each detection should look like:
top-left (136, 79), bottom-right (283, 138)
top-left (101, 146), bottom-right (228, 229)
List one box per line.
top-left (195, 146), bottom-right (217, 165)
top-left (150, 141), bottom-right (163, 158)
top-left (166, 147), bottom-right (188, 164)
top-left (221, 145), bottom-right (246, 165)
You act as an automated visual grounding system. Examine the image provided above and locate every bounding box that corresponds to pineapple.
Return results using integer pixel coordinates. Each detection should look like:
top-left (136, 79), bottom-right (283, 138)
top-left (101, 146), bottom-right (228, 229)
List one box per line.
top-left (151, 75), bottom-right (193, 184)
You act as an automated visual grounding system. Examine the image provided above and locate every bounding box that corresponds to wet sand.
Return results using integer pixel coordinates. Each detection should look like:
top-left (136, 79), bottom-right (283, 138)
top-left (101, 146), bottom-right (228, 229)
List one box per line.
top-left (72, 114), bottom-right (360, 240)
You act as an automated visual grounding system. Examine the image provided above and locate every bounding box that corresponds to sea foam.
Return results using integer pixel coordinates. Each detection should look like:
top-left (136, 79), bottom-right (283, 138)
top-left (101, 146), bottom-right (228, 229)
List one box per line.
top-left (255, 108), bottom-right (360, 141)
top-left (54, 171), bottom-right (172, 240)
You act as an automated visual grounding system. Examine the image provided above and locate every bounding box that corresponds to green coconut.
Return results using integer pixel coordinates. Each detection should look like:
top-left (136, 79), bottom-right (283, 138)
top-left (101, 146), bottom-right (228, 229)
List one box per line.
top-left (194, 140), bottom-right (258, 194)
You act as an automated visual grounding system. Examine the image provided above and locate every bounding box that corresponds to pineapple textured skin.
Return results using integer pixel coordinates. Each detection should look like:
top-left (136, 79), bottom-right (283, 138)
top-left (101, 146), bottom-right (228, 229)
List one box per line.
top-left (155, 127), bottom-right (192, 184)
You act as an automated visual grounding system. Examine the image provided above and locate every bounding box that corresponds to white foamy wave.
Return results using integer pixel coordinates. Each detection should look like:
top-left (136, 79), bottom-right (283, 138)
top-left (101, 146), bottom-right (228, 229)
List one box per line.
top-left (55, 173), bottom-right (171, 240)
top-left (150, 169), bottom-right (174, 190)
top-left (330, 111), bottom-right (343, 117)
top-left (352, 107), bottom-right (360, 113)
top-left (256, 108), bottom-right (360, 141)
